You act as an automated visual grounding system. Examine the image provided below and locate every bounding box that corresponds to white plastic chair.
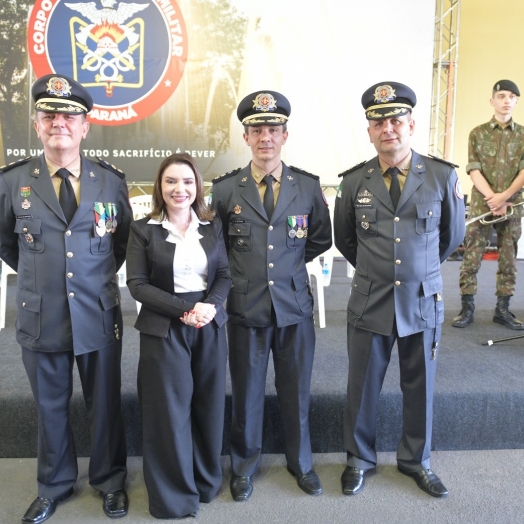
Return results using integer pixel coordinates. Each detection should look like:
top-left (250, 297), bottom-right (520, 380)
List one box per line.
top-left (306, 258), bottom-right (326, 328)
top-left (325, 195), bottom-right (355, 280)
top-left (0, 260), bottom-right (17, 330)
top-left (129, 194), bottom-right (153, 220)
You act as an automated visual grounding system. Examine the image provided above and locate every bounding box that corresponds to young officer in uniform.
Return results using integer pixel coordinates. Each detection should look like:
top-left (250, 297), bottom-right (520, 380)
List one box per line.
top-left (211, 90), bottom-right (332, 501)
top-left (0, 74), bottom-right (132, 523)
top-left (334, 82), bottom-right (465, 498)
top-left (453, 80), bottom-right (524, 329)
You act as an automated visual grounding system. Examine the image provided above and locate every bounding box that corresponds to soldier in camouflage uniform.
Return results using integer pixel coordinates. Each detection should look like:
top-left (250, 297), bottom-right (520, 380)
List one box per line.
top-left (453, 80), bottom-right (524, 329)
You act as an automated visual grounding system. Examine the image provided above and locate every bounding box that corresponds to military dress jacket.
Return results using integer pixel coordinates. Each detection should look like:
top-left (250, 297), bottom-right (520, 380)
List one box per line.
top-left (334, 151), bottom-right (465, 337)
top-left (212, 162), bottom-right (332, 328)
top-left (126, 217), bottom-right (231, 337)
top-left (0, 155), bottom-right (132, 354)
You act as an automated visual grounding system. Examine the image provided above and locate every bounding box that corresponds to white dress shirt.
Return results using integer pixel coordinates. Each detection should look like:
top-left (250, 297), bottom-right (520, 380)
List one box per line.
top-left (148, 209), bottom-right (210, 293)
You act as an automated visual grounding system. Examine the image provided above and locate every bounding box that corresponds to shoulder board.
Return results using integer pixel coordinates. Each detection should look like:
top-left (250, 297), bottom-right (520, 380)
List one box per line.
top-left (427, 154), bottom-right (459, 169)
top-left (289, 166), bottom-right (319, 179)
top-left (0, 156), bottom-right (33, 174)
top-left (212, 168), bottom-right (241, 183)
top-left (338, 161), bottom-right (366, 177)
top-left (96, 158), bottom-right (125, 178)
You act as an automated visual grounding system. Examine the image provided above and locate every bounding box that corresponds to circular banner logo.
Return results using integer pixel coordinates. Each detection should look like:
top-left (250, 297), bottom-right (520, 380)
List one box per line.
top-left (28, 0), bottom-right (188, 126)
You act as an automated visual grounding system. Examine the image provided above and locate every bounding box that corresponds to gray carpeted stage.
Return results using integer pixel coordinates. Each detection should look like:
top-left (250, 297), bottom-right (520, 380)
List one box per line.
top-left (1, 258), bottom-right (524, 458)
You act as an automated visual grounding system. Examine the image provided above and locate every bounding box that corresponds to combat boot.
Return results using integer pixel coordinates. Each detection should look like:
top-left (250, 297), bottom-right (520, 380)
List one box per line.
top-left (452, 294), bottom-right (475, 328)
top-left (493, 296), bottom-right (524, 330)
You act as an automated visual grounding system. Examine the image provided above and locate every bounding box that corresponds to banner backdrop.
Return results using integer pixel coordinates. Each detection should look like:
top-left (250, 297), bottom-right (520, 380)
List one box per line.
top-left (0, 0), bottom-right (436, 185)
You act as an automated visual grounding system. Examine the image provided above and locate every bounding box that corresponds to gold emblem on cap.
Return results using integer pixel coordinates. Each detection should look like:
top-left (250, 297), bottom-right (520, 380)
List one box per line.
top-left (496, 83), bottom-right (500, 91)
top-left (234, 205), bottom-right (241, 214)
top-left (253, 93), bottom-right (277, 113)
top-left (374, 85), bottom-right (396, 104)
top-left (46, 77), bottom-right (72, 98)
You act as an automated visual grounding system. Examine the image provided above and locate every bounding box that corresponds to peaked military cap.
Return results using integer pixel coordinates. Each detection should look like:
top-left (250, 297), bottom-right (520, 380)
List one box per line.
top-left (32, 74), bottom-right (93, 114)
top-left (237, 90), bottom-right (291, 126)
top-left (362, 82), bottom-right (416, 120)
top-left (493, 80), bottom-right (520, 97)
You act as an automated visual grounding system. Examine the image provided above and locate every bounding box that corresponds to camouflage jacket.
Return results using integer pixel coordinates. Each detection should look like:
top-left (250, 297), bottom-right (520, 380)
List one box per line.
top-left (467, 117), bottom-right (524, 216)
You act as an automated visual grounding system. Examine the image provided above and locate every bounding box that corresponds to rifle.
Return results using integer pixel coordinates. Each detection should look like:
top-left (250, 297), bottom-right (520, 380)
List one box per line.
top-left (465, 201), bottom-right (524, 227)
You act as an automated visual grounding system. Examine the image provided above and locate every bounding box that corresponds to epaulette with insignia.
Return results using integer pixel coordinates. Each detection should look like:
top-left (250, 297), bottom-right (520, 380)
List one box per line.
top-left (289, 166), bottom-right (319, 179)
top-left (97, 157), bottom-right (125, 178)
top-left (0, 157), bottom-right (33, 174)
top-left (427, 154), bottom-right (459, 169)
top-left (338, 161), bottom-right (366, 177)
top-left (212, 168), bottom-right (241, 183)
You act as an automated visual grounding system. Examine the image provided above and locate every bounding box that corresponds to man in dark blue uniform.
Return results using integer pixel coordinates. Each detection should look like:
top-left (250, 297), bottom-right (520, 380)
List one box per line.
top-left (334, 82), bottom-right (465, 498)
top-left (0, 75), bottom-right (132, 523)
top-left (212, 90), bottom-right (332, 501)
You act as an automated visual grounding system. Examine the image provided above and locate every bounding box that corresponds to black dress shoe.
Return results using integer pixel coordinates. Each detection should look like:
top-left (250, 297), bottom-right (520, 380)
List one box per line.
top-left (230, 476), bottom-right (253, 502)
top-left (103, 489), bottom-right (129, 518)
top-left (287, 466), bottom-right (323, 495)
top-left (22, 488), bottom-right (74, 524)
top-left (398, 467), bottom-right (449, 498)
top-left (341, 466), bottom-right (374, 495)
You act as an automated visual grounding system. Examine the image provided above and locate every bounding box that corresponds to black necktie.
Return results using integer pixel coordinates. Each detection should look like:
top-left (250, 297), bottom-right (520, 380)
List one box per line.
top-left (263, 174), bottom-right (275, 219)
top-left (56, 168), bottom-right (78, 223)
top-left (388, 167), bottom-right (401, 209)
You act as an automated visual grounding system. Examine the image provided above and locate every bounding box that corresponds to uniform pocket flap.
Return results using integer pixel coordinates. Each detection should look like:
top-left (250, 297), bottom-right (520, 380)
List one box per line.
top-left (351, 274), bottom-right (371, 296)
top-left (228, 222), bottom-right (251, 236)
top-left (416, 202), bottom-right (441, 219)
top-left (231, 276), bottom-right (248, 294)
top-left (14, 219), bottom-right (42, 234)
top-left (99, 284), bottom-right (120, 310)
top-left (356, 208), bottom-right (376, 223)
top-left (16, 288), bottom-right (41, 313)
top-left (422, 276), bottom-right (443, 297)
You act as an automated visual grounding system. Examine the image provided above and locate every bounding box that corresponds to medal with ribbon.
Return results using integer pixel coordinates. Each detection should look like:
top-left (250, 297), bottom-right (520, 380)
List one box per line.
top-left (296, 215), bottom-right (304, 238)
top-left (288, 215), bottom-right (297, 238)
top-left (94, 202), bottom-right (106, 237)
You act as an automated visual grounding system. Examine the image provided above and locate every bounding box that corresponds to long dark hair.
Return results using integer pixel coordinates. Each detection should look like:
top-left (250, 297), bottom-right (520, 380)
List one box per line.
top-left (149, 153), bottom-right (215, 222)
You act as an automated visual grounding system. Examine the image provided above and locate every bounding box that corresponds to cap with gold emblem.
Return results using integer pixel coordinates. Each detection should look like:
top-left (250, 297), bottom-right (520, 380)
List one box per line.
top-left (32, 74), bottom-right (93, 114)
top-left (493, 79), bottom-right (520, 97)
top-left (361, 82), bottom-right (416, 120)
top-left (237, 90), bottom-right (291, 126)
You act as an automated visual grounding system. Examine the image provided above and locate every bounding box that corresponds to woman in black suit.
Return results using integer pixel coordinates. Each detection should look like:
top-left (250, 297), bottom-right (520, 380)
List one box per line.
top-left (126, 153), bottom-right (231, 519)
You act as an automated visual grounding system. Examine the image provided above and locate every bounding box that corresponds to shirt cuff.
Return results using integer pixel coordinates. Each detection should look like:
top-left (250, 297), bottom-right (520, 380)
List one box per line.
top-left (466, 162), bottom-right (481, 174)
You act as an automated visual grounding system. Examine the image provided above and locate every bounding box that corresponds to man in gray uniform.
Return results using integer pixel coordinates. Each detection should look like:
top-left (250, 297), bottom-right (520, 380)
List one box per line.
top-left (212, 90), bottom-right (332, 501)
top-left (334, 82), bottom-right (465, 498)
top-left (0, 75), bottom-right (132, 523)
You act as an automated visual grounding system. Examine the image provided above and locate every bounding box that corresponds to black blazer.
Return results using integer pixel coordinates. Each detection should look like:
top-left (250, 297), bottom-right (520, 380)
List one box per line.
top-left (126, 216), bottom-right (231, 337)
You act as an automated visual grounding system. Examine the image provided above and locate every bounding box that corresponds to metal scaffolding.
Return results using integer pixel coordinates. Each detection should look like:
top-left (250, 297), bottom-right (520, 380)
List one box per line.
top-left (429, 0), bottom-right (461, 160)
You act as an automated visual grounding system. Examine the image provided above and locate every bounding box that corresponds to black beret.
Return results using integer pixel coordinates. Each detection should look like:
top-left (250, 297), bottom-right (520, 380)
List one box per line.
top-left (237, 90), bottom-right (290, 126)
top-left (493, 80), bottom-right (520, 96)
top-left (32, 74), bottom-right (93, 114)
top-left (361, 82), bottom-right (416, 120)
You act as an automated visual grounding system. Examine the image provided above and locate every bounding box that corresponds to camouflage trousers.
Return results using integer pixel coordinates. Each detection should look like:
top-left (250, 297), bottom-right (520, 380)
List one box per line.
top-left (459, 218), bottom-right (522, 296)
